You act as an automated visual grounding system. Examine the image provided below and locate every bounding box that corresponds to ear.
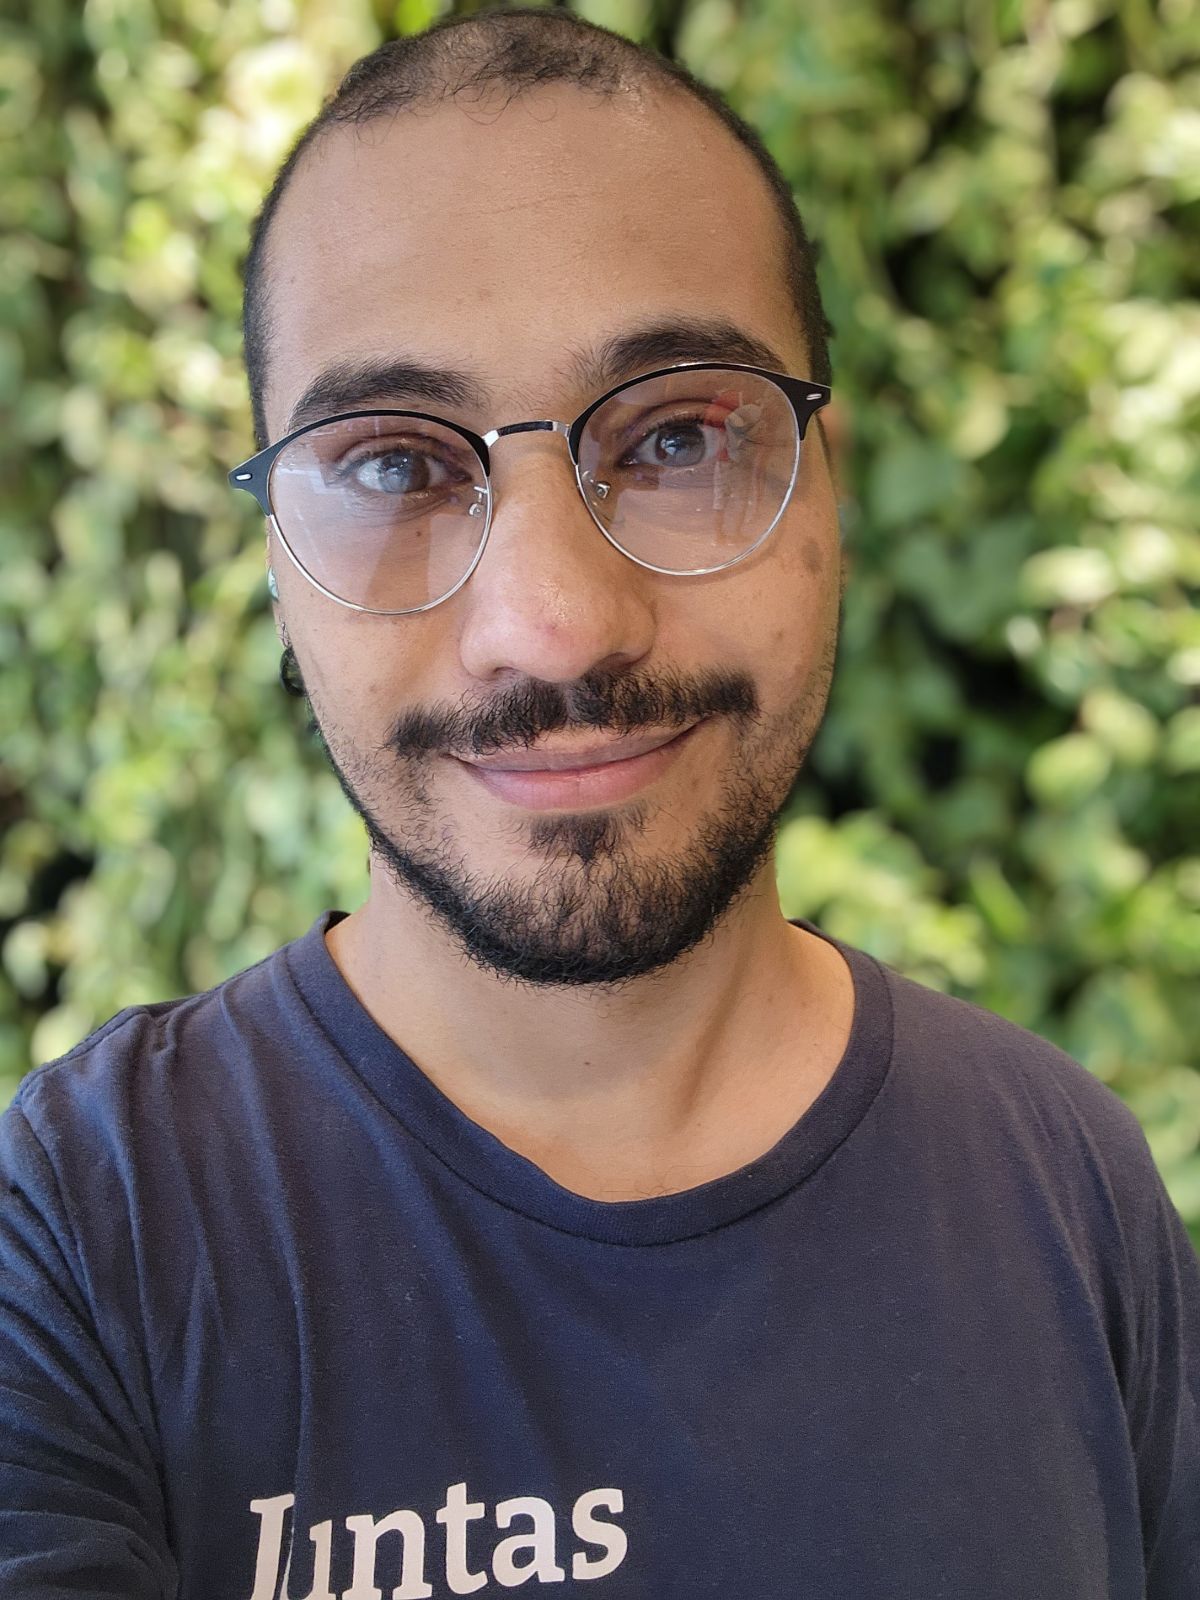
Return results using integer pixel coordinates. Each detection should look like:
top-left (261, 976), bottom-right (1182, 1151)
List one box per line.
top-left (265, 522), bottom-right (286, 642)
top-left (818, 398), bottom-right (854, 596)
top-left (819, 396), bottom-right (852, 504)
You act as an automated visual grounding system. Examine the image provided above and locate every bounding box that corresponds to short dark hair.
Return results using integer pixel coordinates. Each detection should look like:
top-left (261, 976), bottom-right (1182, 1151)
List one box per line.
top-left (240, 5), bottom-right (834, 451)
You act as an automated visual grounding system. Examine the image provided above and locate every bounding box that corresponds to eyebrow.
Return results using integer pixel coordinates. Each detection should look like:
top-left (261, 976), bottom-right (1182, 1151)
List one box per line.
top-left (281, 317), bottom-right (793, 438)
top-left (573, 319), bottom-right (791, 397)
top-left (284, 360), bottom-right (489, 436)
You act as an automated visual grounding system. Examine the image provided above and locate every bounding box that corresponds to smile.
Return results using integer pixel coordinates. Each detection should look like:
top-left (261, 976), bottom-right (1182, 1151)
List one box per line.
top-left (452, 721), bottom-right (705, 810)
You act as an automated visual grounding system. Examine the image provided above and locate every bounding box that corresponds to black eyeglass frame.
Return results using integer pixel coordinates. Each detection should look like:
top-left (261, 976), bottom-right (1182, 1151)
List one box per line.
top-left (228, 361), bottom-right (833, 616)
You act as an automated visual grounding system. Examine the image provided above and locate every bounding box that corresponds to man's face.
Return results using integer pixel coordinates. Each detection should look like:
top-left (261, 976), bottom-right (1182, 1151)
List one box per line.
top-left (262, 81), bottom-right (843, 990)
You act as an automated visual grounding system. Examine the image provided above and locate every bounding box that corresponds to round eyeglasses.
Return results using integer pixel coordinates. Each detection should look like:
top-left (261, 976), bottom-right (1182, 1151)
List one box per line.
top-left (228, 362), bottom-right (832, 616)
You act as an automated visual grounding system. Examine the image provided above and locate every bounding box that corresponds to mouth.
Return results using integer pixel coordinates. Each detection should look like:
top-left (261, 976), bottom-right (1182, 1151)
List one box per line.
top-left (461, 724), bottom-right (697, 773)
top-left (452, 720), bottom-right (706, 810)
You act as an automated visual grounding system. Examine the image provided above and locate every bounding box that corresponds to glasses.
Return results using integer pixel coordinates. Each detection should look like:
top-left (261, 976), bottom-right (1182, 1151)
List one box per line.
top-left (228, 362), bottom-right (832, 616)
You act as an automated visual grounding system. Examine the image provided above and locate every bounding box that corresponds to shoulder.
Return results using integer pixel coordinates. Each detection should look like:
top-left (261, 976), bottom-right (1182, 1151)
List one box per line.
top-left (7, 937), bottom-right (300, 1179)
top-left (881, 956), bottom-right (1139, 1126)
top-left (871, 951), bottom-right (1163, 1242)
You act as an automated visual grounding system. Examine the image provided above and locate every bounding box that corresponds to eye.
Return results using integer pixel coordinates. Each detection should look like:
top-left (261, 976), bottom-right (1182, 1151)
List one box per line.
top-left (621, 414), bottom-right (725, 471)
top-left (337, 442), bottom-right (465, 496)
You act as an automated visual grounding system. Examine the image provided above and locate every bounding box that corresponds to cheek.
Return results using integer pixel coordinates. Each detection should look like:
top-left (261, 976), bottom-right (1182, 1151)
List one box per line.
top-left (799, 536), bottom-right (826, 578)
top-left (754, 518), bottom-right (835, 630)
top-left (753, 544), bottom-right (839, 689)
top-left (285, 604), bottom-right (391, 722)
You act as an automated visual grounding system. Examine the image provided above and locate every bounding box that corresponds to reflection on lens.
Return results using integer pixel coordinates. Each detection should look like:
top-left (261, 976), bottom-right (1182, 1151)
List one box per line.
top-left (268, 414), bottom-right (489, 612)
top-left (577, 369), bottom-right (799, 572)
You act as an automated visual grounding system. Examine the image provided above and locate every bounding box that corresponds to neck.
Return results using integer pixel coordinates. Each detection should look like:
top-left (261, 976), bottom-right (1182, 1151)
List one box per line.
top-left (324, 883), bottom-right (854, 1202)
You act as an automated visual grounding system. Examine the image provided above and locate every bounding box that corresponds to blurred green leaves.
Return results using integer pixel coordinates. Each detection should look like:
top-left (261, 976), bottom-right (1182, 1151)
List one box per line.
top-left (2, 0), bottom-right (1198, 1243)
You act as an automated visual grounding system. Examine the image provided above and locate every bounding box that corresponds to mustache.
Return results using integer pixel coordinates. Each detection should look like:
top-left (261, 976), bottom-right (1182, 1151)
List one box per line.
top-left (278, 646), bottom-right (760, 756)
top-left (389, 672), bottom-right (758, 762)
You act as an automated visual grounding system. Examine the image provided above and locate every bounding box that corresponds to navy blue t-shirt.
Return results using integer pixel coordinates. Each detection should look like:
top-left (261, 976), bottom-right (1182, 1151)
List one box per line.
top-left (0, 909), bottom-right (1197, 1598)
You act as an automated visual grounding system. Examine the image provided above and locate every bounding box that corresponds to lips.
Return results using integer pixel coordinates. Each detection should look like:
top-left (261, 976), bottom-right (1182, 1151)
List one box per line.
top-left (456, 721), bottom-right (703, 811)
top-left (461, 724), bottom-right (698, 772)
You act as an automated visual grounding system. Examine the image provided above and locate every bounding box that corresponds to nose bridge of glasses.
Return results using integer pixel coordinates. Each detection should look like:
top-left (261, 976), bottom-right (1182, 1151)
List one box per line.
top-left (483, 416), bottom-right (598, 496)
top-left (479, 417), bottom-right (602, 516)
top-left (482, 418), bottom-right (571, 450)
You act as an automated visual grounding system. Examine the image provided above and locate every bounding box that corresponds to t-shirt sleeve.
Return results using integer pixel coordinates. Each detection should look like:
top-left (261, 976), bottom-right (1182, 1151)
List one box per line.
top-left (0, 1099), bottom-right (177, 1598)
top-left (1127, 1147), bottom-right (1200, 1598)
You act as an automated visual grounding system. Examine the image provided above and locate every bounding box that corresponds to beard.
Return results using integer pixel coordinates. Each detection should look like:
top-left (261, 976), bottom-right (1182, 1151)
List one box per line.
top-left (293, 624), bottom-right (838, 995)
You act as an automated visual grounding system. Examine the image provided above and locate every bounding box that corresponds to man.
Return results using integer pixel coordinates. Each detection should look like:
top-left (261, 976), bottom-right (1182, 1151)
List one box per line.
top-left (1, 8), bottom-right (1196, 1597)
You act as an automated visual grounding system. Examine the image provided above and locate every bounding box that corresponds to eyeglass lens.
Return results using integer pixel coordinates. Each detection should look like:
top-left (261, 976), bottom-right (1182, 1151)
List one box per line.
top-left (266, 368), bottom-right (801, 613)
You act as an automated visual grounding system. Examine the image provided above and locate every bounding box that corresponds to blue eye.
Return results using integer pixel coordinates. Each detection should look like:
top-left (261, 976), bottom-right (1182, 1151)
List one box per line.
top-left (622, 415), bottom-right (723, 471)
top-left (340, 446), bottom-right (457, 496)
top-left (642, 422), bottom-right (710, 467)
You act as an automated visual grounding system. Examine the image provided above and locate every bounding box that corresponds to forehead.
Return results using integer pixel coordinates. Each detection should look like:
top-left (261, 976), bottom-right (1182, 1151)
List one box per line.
top-left (262, 82), bottom-right (802, 432)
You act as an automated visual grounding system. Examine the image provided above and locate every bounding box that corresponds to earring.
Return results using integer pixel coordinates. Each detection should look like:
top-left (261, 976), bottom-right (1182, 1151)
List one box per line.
top-left (267, 566), bottom-right (280, 600)
top-left (279, 643), bottom-right (306, 698)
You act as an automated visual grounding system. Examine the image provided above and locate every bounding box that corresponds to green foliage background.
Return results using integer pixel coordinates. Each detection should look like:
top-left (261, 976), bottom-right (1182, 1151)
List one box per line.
top-left (2, 0), bottom-right (1198, 1242)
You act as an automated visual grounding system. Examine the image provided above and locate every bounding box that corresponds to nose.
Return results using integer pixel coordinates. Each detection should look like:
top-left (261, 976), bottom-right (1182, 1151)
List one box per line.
top-left (453, 430), bottom-right (657, 685)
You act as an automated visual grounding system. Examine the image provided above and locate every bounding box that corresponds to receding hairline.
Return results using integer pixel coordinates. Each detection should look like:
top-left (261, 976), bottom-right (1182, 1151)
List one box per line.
top-left (257, 84), bottom-right (810, 430)
top-left (242, 9), bottom-right (833, 449)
